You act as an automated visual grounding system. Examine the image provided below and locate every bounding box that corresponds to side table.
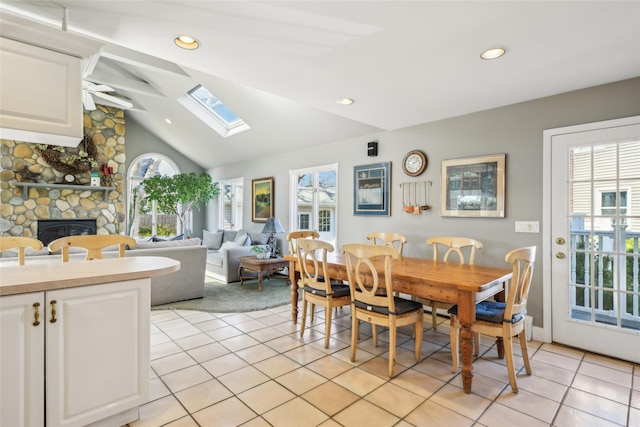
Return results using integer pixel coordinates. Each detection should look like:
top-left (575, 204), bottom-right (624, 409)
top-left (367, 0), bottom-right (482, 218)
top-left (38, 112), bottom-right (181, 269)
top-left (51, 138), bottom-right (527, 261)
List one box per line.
top-left (238, 256), bottom-right (289, 291)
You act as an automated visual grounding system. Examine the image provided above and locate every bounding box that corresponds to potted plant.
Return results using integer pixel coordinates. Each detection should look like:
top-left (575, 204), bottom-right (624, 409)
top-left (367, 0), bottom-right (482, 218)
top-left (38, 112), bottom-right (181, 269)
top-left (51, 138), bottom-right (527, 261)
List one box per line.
top-left (251, 246), bottom-right (270, 259)
top-left (140, 172), bottom-right (219, 237)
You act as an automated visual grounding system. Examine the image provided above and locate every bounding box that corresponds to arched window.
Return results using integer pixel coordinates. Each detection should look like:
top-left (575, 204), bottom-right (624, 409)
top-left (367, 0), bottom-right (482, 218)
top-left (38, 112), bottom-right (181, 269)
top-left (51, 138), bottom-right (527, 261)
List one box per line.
top-left (127, 153), bottom-right (180, 238)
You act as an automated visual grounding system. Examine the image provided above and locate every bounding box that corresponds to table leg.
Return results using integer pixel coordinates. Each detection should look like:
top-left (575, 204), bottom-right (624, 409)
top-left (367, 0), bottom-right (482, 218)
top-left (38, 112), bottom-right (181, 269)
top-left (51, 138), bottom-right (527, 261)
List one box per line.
top-left (458, 293), bottom-right (476, 394)
top-left (288, 260), bottom-right (299, 323)
top-left (258, 268), bottom-right (263, 292)
top-left (238, 266), bottom-right (245, 286)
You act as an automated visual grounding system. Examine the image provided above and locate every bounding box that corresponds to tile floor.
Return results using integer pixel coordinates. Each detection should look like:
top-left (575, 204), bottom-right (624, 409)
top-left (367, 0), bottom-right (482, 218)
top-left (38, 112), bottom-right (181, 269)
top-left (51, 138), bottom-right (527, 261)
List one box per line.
top-left (130, 304), bottom-right (639, 427)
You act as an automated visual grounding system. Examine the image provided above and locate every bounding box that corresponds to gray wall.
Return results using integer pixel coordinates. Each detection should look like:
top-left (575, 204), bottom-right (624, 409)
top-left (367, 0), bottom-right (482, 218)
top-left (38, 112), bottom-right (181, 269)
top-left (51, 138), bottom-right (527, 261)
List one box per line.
top-left (207, 77), bottom-right (640, 328)
top-left (124, 118), bottom-right (207, 238)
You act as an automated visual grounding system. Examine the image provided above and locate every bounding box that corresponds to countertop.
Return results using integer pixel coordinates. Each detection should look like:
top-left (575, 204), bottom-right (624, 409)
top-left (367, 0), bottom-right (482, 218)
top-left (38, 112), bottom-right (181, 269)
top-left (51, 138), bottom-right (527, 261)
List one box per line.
top-left (0, 256), bottom-right (180, 296)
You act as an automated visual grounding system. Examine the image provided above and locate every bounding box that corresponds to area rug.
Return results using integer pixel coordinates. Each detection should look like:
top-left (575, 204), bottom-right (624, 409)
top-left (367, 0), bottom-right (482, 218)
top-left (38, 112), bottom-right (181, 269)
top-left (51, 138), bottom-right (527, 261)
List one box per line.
top-left (151, 276), bottom-right (293, 313)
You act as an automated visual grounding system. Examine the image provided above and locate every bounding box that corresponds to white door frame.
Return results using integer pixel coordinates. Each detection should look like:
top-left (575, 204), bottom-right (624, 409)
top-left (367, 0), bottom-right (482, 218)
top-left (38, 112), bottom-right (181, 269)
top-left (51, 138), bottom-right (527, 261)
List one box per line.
top-left (542, 115), bottom-right (640, 345)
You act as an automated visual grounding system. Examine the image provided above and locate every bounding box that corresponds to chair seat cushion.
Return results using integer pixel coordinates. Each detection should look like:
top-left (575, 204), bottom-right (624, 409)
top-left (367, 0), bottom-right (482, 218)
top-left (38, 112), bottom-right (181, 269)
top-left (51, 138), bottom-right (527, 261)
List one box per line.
top-left (448, 301), bottom-right (526, 324)
top-left (354, 297), bottom-right (423, 315)
top-left (303, 284), bottom-right (350, 298)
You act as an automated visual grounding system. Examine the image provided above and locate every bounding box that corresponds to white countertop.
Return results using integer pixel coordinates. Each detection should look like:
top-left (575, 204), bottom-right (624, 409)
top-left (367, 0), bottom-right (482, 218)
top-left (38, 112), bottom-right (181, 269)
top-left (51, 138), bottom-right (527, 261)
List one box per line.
top-left (0, 256), bottom-right (180, 296)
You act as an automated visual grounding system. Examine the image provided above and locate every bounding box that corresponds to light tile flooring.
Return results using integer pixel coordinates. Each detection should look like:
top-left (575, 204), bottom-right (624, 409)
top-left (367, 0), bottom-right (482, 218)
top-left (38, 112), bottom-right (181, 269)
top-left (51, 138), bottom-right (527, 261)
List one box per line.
top-left (131, 305), bottom-right (639, 427)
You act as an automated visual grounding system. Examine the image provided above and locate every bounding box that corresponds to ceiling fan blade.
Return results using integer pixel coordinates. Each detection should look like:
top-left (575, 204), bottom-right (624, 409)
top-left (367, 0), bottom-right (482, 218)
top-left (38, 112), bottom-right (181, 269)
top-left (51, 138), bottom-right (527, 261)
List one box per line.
top-left (93, 92), bottom-right (133, 109)
top-left (83, 92), bottom-right (96, 110)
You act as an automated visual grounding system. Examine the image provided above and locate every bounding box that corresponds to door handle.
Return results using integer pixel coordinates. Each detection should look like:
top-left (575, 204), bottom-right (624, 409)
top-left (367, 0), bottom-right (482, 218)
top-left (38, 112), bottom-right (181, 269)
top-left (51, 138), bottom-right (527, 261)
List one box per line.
top-left (556, 252), bottom-right (565, 259)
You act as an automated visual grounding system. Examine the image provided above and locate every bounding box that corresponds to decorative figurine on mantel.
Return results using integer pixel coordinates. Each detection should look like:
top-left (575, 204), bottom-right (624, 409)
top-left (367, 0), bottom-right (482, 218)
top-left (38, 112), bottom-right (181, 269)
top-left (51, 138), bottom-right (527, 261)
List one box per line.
top-left (14, 166), bottom-right (41, 183)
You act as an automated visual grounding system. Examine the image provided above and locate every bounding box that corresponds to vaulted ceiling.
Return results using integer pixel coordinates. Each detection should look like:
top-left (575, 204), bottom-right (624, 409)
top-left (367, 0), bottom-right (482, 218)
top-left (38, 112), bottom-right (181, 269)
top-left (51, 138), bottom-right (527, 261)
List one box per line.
top-left (2, 1), bottom-right (639, 170)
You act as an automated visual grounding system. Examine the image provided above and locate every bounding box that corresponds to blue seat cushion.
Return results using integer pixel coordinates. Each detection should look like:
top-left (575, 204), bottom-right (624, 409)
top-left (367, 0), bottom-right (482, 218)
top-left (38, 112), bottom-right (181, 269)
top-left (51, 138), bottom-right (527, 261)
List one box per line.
top-left (303, 283), bottom-right (350, 298)
top-left (448, 301), bottom-right (526, 324)
top-left (354, 297), bottom-right (423, 315)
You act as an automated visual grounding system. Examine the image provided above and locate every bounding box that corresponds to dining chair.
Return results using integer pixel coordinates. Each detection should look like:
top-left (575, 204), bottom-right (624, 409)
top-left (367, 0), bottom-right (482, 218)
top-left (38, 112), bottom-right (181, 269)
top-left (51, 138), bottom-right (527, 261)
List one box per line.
top-left (342, 243), bottom-right (424, 377)
top-left (286, 230), bottom-right (319, 255)
top-left (366, 232), bottom-right (407, 256)
top-left (48, 235), bottom-right (136, 262)
top-left (449, 246), bottom-right (536, 393)
top-left (297, 238), bottom-right (351, 348)
top-left (0, 236), bottom-right (44, 265)
top-left (420, 236), bottom-right (483, 330)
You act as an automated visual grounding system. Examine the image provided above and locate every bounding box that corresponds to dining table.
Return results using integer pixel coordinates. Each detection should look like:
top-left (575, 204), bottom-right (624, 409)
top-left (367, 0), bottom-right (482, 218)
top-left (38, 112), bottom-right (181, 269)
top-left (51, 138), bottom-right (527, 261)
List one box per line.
top-left (286, 252), bottom-right (512, 394)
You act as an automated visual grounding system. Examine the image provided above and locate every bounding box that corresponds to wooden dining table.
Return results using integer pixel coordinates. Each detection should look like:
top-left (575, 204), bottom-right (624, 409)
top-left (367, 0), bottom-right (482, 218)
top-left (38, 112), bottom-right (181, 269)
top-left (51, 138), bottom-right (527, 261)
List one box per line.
top-left (286, 253), bottom-right (512, 394)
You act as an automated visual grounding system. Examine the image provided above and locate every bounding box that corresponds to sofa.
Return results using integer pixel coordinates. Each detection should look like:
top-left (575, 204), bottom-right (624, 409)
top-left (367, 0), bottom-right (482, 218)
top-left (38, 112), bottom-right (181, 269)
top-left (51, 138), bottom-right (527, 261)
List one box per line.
top-left (202, 229), bottom-right (270, 283)
top-left (0, 237), bottom-right (207, 306)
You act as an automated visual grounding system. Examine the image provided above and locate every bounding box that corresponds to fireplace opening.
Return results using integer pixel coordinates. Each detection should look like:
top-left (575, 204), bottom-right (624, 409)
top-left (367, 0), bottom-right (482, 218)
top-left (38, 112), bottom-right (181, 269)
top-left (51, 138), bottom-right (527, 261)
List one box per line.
top-left (37, 219), bottom-right (97, 247)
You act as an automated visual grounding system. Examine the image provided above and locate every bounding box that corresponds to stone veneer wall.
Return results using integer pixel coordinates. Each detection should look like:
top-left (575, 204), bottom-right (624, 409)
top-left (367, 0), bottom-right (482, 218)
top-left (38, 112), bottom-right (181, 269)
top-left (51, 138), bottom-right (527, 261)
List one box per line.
top-left (0, 106), bottom-right (126, 237)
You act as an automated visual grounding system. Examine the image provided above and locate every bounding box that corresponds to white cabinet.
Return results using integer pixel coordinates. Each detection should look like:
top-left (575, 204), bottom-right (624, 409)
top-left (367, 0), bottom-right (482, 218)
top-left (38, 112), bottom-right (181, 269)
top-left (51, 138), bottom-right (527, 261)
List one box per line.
top-left (0, 279), bottom-right (150, 427)
top-left (0, 37), bottom-right (84, 147)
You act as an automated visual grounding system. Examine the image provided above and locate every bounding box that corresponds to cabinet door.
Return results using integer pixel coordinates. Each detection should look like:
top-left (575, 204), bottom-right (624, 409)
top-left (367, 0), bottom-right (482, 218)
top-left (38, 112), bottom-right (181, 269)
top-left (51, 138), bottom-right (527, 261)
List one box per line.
top-left (0, 292), bottom-right (45, 427)
top-left (46, 279), bottom-right (150, 427)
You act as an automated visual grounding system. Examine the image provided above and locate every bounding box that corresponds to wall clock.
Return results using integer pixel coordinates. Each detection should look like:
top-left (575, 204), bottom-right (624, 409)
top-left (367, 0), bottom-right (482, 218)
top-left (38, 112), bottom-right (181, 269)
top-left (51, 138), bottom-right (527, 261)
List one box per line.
top-left (402, 150), bottom-right (427, 176)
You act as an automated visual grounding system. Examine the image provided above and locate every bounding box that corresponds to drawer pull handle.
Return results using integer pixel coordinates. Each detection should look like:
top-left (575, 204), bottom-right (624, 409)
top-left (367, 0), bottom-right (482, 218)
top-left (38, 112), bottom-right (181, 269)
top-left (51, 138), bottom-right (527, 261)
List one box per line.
top-left (50, 300), bottom-right (57, 323)
top-left (33, 302), bottom-right (40, 326)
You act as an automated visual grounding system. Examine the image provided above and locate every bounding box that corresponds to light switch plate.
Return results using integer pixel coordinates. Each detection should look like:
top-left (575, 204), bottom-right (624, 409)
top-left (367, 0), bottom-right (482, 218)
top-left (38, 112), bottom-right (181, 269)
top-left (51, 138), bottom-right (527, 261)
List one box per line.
top-left (515, 221), bottom-right (539, 233)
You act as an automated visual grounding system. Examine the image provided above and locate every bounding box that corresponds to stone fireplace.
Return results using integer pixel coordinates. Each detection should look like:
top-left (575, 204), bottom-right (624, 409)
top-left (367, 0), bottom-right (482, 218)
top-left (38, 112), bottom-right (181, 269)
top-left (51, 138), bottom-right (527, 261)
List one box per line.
top-left (0, 106), bottom-right (125, 238)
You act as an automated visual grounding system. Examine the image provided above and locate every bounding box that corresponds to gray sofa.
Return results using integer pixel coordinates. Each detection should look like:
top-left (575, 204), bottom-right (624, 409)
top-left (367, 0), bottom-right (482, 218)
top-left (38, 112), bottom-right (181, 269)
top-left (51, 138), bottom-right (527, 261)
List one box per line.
top-left (202, 229), bottom-right (270, 283)
top-left (1, 237), bottom-right (207, 306)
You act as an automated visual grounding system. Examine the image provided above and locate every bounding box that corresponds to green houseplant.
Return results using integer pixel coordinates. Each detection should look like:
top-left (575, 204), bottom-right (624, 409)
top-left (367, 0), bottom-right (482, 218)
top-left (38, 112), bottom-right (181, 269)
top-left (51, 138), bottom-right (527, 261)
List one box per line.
top-left (251, 246), bottom-right (269, 259)
top-left (140, 172), bottom-right (219, 237)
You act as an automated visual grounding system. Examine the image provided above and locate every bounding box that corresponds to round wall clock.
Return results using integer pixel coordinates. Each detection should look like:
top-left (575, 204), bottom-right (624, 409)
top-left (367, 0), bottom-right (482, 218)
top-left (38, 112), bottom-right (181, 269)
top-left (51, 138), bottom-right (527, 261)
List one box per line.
top-left (402, 150), bottom-right (427, 176)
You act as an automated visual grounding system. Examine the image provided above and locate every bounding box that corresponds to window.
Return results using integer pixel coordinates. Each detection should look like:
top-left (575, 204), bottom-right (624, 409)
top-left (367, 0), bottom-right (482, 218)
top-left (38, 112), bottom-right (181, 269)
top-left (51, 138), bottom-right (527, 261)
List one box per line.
top-left (601, 191), bottom-right (628, 216)
top-left (127, 154), bottom-right (180, 237)
top-left (177, 84), bottom-right (250, 138)
top-left (290, 163), bottom-right (338, 247)
top-left (218, 177), bottom-right (243, 230)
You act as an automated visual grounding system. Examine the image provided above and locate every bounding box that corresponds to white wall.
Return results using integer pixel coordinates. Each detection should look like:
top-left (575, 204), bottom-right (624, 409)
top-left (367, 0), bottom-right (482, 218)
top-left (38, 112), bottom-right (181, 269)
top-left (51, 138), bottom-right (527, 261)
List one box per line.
top-left (207, 77), bottom-right (640, 328)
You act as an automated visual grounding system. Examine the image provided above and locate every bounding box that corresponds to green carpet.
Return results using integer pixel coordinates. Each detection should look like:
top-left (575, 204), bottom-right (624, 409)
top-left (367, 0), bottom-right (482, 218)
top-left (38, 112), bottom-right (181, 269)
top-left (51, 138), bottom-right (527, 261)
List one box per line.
top-left (151, 275), bottom-right (293, 313)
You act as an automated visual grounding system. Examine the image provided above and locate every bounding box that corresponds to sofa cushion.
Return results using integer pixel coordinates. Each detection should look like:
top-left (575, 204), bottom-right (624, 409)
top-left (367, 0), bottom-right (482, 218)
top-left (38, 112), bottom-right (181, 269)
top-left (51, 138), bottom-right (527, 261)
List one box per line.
top-left (234, 232), bottom-right (249, 246)
top-left (207, 251), bottom-right (223, 267)
top-left (203, 229), bottom-right (224, 250)
top-left (222, 230), bottom-right (237, 243)
top-left (248, 231), bottom-right (269, 245)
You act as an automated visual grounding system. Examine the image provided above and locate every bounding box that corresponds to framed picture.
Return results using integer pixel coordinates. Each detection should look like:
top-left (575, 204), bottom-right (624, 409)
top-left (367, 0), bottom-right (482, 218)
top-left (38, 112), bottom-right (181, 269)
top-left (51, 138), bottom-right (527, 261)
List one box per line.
top-left (440, 154), bottom-right (505, 217)
top-left (252, 177), bottom-right (274, 223)
top-left (353, 162), bottom-right (391, 216)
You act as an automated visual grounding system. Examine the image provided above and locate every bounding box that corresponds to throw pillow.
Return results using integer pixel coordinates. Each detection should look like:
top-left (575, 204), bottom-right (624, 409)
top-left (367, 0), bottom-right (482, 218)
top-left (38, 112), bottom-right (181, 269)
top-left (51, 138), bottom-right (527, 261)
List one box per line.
top-left (234, 232), bottom-right (249, 246)
top-left (203, 229), bottom-right (224, 250)
top-left (223, 230), bottom-right (238, 243)
top-left (219, 241), bottom-right (239, 250)
top-left (248, 231), bottom-right (269, 245)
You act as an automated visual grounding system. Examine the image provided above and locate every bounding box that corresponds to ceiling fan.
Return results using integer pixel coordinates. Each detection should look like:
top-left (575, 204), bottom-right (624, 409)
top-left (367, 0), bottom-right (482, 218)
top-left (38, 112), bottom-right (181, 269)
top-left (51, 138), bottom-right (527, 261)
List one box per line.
top-left (82, 52), bottom-right (133, 111)
top-left (82, 80), bottom-right (133, 110)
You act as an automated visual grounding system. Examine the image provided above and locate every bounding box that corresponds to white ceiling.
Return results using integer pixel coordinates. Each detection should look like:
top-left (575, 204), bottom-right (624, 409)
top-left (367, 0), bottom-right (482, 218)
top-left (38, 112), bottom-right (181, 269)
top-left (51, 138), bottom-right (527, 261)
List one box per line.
top-left (2, 1), bottom-right (639, 170)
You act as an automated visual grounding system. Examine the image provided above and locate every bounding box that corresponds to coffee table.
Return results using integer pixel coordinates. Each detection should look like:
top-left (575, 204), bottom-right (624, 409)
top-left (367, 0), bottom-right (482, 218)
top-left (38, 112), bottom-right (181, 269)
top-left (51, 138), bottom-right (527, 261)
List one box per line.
top-left (238, 256), bottom-right (289, 291)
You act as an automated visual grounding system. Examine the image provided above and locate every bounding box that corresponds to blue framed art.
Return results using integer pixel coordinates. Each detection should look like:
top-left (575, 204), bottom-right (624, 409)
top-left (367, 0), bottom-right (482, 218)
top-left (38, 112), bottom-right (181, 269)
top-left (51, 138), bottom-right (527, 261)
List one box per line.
top-left (353, 162), bottom-right (391, 216)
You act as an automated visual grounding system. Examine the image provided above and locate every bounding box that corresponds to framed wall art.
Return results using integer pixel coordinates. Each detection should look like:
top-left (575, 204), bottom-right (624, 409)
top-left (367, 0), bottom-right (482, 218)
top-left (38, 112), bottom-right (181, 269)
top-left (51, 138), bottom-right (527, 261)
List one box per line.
top-left (353, 162), bottom-right (391, 216)
top-left (440, 154), bottom-right (505, 217)
top-left (252, 177), bottom-right (274, 222)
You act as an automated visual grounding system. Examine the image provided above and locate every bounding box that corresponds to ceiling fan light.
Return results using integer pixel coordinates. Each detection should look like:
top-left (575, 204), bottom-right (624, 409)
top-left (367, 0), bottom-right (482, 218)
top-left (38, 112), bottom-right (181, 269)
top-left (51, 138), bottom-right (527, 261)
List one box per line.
top-left (481, 47), bottom-right (506, 60)
top-left (175, 35), bottom-right (199, 50)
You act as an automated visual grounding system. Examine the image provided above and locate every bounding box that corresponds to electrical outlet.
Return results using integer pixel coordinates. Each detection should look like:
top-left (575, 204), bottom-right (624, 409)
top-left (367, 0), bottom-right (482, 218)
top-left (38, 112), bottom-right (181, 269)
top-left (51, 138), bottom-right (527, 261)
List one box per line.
top-left (515, 221), bottom-right (539, 233)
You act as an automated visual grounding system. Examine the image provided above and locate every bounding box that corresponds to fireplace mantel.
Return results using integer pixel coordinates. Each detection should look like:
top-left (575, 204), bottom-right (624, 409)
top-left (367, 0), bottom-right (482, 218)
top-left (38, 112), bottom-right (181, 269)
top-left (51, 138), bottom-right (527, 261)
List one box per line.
top-left (15, 182), bottom-right (113, 202)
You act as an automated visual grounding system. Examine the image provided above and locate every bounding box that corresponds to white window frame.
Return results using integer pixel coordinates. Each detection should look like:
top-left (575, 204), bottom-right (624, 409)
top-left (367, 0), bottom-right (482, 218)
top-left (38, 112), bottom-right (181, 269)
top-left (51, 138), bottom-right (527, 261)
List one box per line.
top-left (218, 177), bottom-right (243, 230)
top-left (289, 163), bottom-right (338, 248)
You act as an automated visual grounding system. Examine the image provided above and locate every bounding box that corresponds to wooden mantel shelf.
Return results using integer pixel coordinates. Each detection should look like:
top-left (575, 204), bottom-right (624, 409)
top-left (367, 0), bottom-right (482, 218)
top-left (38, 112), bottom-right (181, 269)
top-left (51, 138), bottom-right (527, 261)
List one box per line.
top-left (15, 182), bottom-right (113, 202)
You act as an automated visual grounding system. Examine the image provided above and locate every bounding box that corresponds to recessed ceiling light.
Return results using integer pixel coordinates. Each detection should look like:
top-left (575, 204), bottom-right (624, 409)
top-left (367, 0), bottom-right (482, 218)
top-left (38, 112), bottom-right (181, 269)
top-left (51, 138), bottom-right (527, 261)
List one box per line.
top-left (165, 118), bottom-right (172, 124)
top-left (175, 35), bottom-right (199, 50)
top-left (337, 98), bottom-right (354, 105)
top-left (481, 47), bottom-right (506, 60)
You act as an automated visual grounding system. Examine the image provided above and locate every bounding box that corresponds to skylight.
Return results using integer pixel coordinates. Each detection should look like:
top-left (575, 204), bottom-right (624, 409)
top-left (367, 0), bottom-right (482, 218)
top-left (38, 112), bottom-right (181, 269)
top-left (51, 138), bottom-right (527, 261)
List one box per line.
top-left (178, 84), bottom-right (250, 138)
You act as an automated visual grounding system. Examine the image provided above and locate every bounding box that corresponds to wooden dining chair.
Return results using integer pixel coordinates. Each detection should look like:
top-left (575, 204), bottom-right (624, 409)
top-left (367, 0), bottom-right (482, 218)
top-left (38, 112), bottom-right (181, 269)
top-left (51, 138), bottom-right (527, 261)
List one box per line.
top-left (287, 230), bottom-right (319, 255)
top-left (48, 235), bottom-right (136, 262)
top-left (449, 246), bottom-right (536, 393)
top-left (0, 236), bottom-right (44, 265)
top-left (342, 243), bottom-right (424, 377)
top-left (420, 236), bottom-right (483, 330)
top-left (297, 238), bottom-right (351, 348)
top-left (366, 232), bottom-right (407, 257)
